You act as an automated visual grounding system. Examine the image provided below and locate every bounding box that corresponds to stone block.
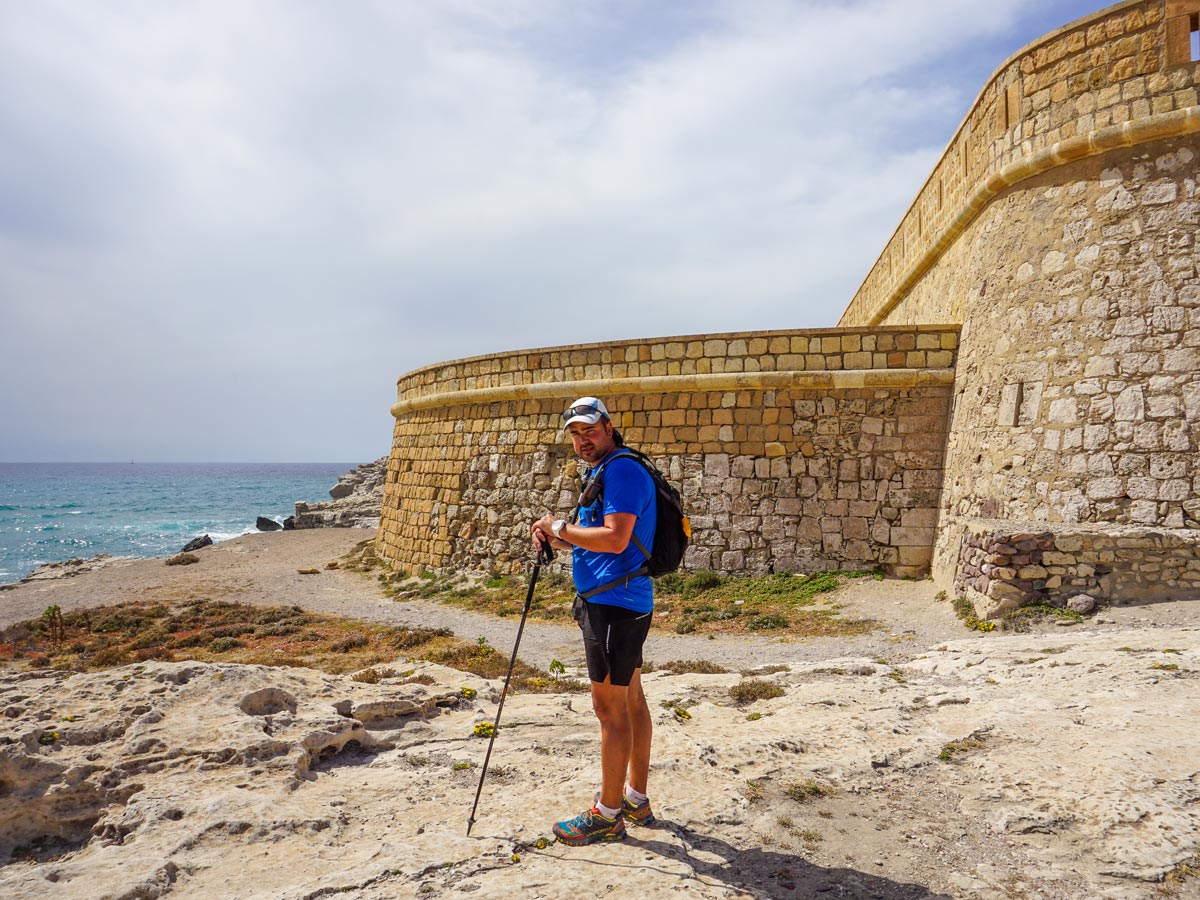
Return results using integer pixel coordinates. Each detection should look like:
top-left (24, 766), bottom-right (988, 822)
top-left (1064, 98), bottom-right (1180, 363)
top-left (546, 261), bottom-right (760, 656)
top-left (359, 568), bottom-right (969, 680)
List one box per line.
top-left (900, 508), bottom-right (939, 528)
top-left (890, 526), bottom-right (935, 547)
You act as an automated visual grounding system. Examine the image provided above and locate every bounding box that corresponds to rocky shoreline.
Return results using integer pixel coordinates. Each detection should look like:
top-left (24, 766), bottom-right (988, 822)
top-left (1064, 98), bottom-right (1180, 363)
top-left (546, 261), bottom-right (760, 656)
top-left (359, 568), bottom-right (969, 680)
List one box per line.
top-left (1, 459), bottom-right (388, 589)
top-left (293, 457), bottom-right (387, 530)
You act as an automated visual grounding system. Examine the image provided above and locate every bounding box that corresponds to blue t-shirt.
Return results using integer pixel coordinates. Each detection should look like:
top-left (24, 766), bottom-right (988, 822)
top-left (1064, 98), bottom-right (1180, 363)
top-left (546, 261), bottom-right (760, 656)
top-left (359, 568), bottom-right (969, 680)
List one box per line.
top-left (572, 450), bottom-right (656, 613)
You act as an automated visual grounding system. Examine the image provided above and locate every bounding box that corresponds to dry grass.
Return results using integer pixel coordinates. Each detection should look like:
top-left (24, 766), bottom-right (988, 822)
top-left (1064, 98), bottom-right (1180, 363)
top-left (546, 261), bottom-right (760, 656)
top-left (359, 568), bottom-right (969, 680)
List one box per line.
top-left (342, 540), bottom-right (882, 640)
top-left (728, 678), bottom-right (786, 705)
top-left (784, 780), bottom-right (830, 802)
top-left (1156, 854), bottom-right (1199, 897)
top-left (0, 598), bottom-right (584, 692)
top-left (660, 659), bottom-right (731, 675)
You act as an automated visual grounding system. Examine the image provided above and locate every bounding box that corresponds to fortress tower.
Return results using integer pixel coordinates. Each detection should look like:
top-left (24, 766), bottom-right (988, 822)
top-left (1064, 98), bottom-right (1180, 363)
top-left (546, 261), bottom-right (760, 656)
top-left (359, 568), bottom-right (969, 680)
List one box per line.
top-left (837, 0), bottom-right (1200, 609)
top-left (379, 0), bottom-right (1200, 611)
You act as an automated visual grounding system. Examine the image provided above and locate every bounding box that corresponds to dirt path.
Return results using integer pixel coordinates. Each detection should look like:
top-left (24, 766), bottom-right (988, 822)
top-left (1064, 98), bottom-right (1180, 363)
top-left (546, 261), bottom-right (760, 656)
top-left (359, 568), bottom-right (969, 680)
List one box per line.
top-left (6, 528), bottom-right (1194, 673)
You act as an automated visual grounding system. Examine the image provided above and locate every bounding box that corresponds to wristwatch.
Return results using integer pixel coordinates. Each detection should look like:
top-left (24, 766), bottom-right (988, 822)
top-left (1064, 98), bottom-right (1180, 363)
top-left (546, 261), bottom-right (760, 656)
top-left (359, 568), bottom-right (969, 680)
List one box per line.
top-left (550, 519), bottom-right (567, 540)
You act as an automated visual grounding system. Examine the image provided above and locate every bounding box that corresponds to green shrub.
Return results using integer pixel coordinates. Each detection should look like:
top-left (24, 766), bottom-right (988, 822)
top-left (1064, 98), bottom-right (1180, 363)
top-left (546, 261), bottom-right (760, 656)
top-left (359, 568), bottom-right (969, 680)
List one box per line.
top-left (682, 570), bottom-right (722, 597)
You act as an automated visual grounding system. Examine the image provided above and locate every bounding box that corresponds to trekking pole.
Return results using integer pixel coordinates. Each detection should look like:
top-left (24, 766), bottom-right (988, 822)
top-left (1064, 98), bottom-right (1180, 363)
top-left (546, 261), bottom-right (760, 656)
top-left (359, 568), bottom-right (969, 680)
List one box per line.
top-left (466, 541), bottom-right (554, 836)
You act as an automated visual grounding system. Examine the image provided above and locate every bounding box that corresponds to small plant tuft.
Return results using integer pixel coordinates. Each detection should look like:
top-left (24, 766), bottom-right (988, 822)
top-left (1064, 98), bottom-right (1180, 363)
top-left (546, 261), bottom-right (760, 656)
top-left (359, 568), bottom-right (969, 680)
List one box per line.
top-left (938, 738), bottom-right (987, 761)
top-left (729, 679), bottom-right (785, 704)
top-left (743, 780), bottom-right (765, 803)
top-left (951, 595), bottom-right (995, 632)
top-left (784, 780), bottom-right (828, 802)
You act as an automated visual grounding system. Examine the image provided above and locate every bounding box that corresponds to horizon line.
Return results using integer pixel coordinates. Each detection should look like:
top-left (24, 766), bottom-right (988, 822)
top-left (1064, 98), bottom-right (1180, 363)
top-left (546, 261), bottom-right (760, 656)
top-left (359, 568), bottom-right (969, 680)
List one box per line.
top-left (0, 460), bottom-right (371, 466)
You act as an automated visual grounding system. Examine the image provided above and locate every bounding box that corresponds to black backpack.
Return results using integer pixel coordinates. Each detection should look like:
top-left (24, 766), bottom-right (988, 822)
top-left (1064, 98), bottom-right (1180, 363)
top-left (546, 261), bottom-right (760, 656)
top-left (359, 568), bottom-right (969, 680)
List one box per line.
top-left (572, 447), bottom-right (691, 600)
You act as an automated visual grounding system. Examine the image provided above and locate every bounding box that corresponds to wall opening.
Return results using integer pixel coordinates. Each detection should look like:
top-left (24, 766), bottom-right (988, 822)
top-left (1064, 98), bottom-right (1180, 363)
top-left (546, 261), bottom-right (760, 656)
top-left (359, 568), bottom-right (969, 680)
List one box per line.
top-left (1192, 13), bottom-right (1199, 62)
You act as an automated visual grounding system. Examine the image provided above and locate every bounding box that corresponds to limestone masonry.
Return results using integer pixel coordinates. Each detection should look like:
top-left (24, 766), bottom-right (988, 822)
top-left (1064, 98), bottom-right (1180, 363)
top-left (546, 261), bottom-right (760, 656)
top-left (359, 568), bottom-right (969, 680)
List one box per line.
top-left (381, 0), bottom-right (1200, 612)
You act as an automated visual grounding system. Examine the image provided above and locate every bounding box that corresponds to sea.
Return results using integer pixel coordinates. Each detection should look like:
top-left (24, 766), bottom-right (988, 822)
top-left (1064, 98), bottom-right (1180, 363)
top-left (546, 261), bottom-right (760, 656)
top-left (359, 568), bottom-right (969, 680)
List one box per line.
top-left (0, 462), bottom-right (356, 585)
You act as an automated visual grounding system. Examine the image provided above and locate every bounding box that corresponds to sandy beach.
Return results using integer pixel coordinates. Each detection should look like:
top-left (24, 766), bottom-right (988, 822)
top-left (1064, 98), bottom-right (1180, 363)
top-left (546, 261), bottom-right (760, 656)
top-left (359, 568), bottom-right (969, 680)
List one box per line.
top-left (1, 529), bottom-right (1198, 900)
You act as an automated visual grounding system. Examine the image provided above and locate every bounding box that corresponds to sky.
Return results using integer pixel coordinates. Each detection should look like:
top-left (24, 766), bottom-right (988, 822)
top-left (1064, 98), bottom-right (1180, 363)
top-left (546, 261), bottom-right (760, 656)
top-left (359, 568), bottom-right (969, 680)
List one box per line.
top-left (0, 0), bottom-right (1111, 463)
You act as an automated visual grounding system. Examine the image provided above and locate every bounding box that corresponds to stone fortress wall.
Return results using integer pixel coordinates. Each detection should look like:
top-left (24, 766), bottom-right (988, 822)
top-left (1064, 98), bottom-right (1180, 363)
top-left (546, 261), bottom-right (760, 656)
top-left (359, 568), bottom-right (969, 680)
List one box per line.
top-left (379, 327), bottom-right (958, 579)
top-left (380, 0), bottom-right (1200, 609)
top-left (837, 0), bottom-right (1200, 609)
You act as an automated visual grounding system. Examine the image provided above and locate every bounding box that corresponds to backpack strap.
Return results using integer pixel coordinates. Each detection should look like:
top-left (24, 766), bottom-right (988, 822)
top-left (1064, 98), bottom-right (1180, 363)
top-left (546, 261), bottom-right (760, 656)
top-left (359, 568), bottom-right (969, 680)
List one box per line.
top-left (578, 564), bottom-right (649, 601)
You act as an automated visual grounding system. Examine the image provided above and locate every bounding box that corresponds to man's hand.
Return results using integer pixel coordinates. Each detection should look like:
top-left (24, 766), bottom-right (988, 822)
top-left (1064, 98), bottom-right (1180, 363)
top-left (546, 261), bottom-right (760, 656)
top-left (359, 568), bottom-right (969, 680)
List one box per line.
top-left (533, 511), bottom-right (636, 555)
top-left (531, 516), bottom-right (571, 551)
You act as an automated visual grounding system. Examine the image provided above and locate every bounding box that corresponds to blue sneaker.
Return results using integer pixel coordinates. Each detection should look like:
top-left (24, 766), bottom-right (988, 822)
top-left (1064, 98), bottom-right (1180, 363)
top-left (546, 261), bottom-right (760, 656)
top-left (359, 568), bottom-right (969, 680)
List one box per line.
top-left (552, 806), bottom-right (626, 845)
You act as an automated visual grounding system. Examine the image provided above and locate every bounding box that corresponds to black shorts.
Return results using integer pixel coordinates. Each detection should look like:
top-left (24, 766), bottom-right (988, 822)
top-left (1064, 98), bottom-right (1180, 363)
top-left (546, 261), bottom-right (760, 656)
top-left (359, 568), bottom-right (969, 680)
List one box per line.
top-left (573, 596), bottom-right (652, 687)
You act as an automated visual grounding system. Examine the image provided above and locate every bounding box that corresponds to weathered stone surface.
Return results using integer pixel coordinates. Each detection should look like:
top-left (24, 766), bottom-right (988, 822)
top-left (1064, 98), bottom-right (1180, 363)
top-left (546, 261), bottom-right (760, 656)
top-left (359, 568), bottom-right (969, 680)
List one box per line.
top-left (3, 627), bottom-right (1198, 900)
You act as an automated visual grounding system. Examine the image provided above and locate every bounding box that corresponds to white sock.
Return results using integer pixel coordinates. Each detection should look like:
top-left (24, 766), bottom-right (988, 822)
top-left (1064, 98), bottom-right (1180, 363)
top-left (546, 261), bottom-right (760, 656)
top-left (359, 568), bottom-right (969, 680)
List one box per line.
top-left (625, 785), bottom-right (648, 804)
top-left (596, 800), bottom-right (620, 819)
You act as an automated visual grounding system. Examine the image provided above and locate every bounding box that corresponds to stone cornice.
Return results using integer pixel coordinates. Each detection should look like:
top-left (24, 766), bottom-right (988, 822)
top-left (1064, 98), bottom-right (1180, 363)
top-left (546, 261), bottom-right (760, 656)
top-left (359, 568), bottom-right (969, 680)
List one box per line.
top-left (390, 367), bottom-right (955, 417)
top-left (862, 105), bottom-right (1200, 326)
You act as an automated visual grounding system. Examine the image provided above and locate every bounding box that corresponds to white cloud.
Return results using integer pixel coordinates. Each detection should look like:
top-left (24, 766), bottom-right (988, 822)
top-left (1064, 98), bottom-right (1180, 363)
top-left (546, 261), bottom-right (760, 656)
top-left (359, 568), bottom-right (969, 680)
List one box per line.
top-left (1, 0), bottom-right (1076, 460)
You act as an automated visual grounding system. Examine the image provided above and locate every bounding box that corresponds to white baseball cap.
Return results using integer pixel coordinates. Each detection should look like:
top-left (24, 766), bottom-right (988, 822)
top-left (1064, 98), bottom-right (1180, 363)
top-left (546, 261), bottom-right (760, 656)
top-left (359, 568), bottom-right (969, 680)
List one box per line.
top-left (561, 396), bottom-right (610, 427)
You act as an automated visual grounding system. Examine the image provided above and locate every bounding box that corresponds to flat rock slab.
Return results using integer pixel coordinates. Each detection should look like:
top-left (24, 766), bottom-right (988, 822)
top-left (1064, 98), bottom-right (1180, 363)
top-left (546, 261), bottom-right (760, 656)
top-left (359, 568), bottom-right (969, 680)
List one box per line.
top-left (1, 625), bottom-right (1197, 900)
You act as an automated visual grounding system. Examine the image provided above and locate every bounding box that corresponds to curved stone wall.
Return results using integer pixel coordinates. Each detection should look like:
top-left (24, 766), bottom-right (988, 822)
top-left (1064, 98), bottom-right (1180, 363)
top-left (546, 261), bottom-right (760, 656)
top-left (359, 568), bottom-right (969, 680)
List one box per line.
top-left (379, 327), bottom-right (957, 577)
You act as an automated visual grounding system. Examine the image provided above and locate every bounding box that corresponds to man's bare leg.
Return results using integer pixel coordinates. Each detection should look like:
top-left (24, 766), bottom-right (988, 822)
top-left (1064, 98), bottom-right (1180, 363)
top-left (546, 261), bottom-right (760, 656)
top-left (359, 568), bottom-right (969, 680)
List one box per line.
top-left (626, 668), bottom-right (652, 795)
top-left (590, 676), bottom-right (631, 811)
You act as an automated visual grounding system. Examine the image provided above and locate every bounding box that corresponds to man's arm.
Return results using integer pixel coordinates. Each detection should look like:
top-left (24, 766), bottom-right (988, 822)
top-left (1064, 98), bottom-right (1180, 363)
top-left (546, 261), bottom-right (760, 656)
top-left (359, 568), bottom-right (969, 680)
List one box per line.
top-left (532, 512), bottom-right (637, 554)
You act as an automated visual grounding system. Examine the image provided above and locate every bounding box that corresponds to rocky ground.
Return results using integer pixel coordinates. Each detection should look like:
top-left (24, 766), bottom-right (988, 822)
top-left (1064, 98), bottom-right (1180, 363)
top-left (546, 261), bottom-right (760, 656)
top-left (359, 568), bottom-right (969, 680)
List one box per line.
top-left (1, 530), bottom-right (1197, 899)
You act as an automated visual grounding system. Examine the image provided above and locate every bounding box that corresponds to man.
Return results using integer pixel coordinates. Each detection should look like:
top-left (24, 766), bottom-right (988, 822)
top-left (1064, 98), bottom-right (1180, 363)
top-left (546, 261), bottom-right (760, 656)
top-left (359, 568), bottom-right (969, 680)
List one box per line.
top-left (532, 396), bottom-right (657, 846)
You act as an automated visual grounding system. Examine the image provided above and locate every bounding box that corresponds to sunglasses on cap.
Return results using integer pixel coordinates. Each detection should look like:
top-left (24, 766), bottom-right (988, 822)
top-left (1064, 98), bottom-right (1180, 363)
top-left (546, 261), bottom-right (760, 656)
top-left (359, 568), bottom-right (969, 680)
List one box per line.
top-left (562, 404), bottom-right (606, 421)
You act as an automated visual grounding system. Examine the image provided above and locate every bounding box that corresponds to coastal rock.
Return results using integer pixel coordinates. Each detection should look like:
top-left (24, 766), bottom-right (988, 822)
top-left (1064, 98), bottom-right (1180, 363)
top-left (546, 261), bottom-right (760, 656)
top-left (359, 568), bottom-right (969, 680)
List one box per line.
top-left (282, 516), bottom-right (296, 531)
top-left (256, 516), bottom-right (283, 532)
top-left (180, 535), bottom-right (213, 553)
top-left (0, 662), bottom-right (458, 883)
top-left (294, 457), bottom-right (386, 530)
top-left (0, 554), bottom-right (135, 590)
